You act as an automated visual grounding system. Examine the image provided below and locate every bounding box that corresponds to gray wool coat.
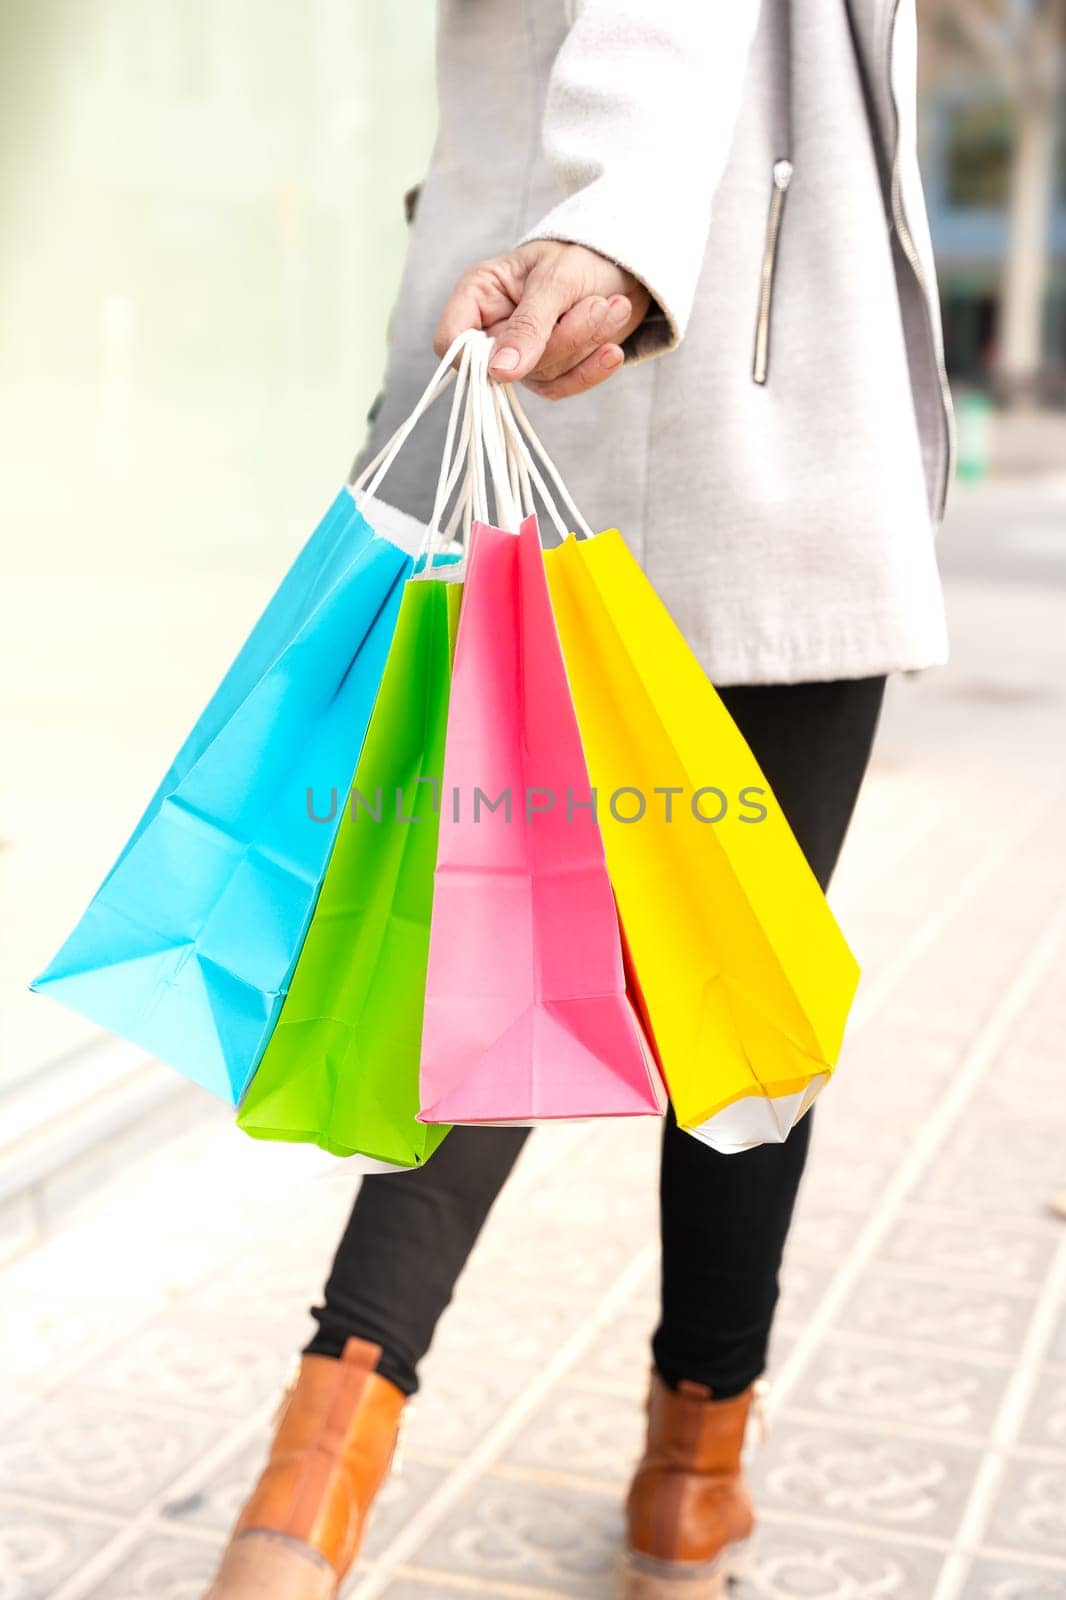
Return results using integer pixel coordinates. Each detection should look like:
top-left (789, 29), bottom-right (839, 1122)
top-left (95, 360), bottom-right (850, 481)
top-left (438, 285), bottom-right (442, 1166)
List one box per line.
top-left (357, 0), bottom-right (952, 686)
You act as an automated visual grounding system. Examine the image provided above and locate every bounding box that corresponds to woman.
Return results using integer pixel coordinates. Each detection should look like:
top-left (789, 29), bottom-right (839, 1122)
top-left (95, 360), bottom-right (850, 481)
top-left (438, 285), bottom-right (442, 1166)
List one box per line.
top-left (205, 1), bottom-right (950, 1596)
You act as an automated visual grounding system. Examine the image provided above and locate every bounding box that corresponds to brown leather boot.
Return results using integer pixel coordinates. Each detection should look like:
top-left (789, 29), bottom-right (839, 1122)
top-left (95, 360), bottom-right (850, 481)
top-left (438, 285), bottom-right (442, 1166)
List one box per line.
top-left (203, 1338), bottom-right (406, 1599)
top-left (620, 1374), bottom-right (762, 1598)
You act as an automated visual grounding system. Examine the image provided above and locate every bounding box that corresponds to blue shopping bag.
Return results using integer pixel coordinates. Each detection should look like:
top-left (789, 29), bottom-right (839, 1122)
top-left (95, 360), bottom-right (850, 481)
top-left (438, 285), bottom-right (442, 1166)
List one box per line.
top-left (32, 488), bottom-right (417, 1103)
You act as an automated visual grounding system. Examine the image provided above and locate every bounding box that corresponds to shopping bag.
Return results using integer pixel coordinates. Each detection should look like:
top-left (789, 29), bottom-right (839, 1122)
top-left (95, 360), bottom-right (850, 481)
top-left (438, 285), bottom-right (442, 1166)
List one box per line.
top-left (30, 327), bottom-right (482, 1105)
top-left (31, 489), bottom-right (424, 1103)
top-left (237, 573), bottom-right (461, 1163)
top-left (418, 515), bottom-right (664, 1126)
top-left (544, 529), bottom-right (860, 1153)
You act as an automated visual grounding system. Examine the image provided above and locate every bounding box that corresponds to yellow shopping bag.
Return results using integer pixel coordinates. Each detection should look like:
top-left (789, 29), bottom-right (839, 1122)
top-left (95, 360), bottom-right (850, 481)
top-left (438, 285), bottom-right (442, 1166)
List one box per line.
top-left (544, 530), bottom-right (859, 1153)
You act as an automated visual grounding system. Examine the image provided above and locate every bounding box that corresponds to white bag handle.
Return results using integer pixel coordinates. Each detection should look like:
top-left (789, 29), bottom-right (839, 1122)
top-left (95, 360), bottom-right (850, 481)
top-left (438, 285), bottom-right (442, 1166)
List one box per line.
top-left (421, 340), bottom-right (495, 566)
top-left (350, 330), bottom-right (557, 574)
top-left (494, 385), bottom-right (533, 518)
top-left (468, 334), bottom-right (520, 533)
top-left (467, 338), bottom-right (490, 528)
top-left (495, 382), bottom-right (596, 541)
top-left (416, 337), bottom-right (477, 569)
top-left (493, 392), bottom-right (567, 540)
top-left (442, 469), bottom-right (473, 549)
top-left (419, 331), bottom-right (512, 569)
top-left (351, 329), bottom-right (483, 505)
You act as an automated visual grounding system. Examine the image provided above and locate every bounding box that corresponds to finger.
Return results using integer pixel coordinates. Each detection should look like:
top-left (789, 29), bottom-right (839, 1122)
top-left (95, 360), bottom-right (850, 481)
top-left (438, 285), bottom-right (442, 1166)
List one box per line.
top-left (530, 294), bottom-right (634, 384)
top-left (615, 285), bottom-right (652, 344)
top-left (488, 262), bottom-right (580, 380)
top-left (523, 343), bottom-right (625, 401)
top-left (433, 269), bottom-right (517, 359)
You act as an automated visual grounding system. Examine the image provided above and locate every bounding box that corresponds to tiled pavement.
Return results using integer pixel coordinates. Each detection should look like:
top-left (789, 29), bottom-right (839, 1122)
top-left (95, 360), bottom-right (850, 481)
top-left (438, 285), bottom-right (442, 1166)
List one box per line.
top-left (2, 478), bottom-right (1066, 1599)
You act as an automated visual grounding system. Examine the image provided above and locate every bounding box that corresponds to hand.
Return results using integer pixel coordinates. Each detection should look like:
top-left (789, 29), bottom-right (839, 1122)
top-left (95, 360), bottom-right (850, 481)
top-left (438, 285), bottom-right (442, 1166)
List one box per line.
top-left (433, 241), bottom-right (650, 400)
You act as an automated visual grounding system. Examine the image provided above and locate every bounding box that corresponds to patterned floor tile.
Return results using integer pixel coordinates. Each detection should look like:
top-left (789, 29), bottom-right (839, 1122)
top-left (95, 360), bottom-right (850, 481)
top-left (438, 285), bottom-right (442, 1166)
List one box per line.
top-left (498, 1383), bottom-right (645, 1484)
top-left (622, 1251), bottom-right (661, 1309)
top-left (0, 1502), bottom-right (118, 1600)
top-left (734, 1521), bottom-right (945, 1599)
top-left (428, 1289), bottom-right (590, 1373)
top-left (888, 937), bottom-right (1041, 1044)
top-left (0, 1191), bottom-right (38, 1270)
top-left (1046, 1302), bottom-right (1066, 1367)
top-left (0, 1264), bottom-right (163, 1402)
top-left (161, 1426), bottom-right (271, 1534)
top-left (560, 1307), bottom-right (808, 1398)
top-left (289, 1174), bottom-right (364, 1240)
top-left (581, 1117), bottom-right (663, 1165)
top-left (0, 1393), bottom-right (221, 1516)
top-left (567, 1305), bottom-right (656, 1389)
top-left (79, 1529), bottom-right (221, 1598)
top-left (370, 1583), bottom-right (475, 1600)
top-left (0, 1379), bottom-right (43, 1434)
top-left (776, 1255), bottom-right (840, 1328)
top-left (767, 1328), bottom-right (797, 1378)
top-left (183, 1252), bottom-right (324, 1345)
top-left (961, 1559), bottom-right (1066, 1599)
top-left (991, 1048), bottom-right (1064, 1110)
top-left (878, 1213), bottom-right (1057, 1290)
top-left (73, 1315), bottom-right (294, 1419)
top-left (403, 1362), bottom-right (532, 1459)
top-left (409, 1476), bottom-right (620, 1596)
top-left (983, 1458), bottom-right (1066, 1558)
top-left (514, 1170), bottom-right (658, 1233)
top-left (835, 1268), bottom-right (1036, 1357)
top-left (802, 1138), bottom-right (907, 1213)
top-left (830, 1020), bottom-right (961, 1108)
top-left (914, 1117), bottom-right (1066, 1222)
top-left (1016, 1368), bottom-right (1066, 1454)
top-left (785, 1194), bottom-right (868, 1263)
top-left (750, 1419), bottom-right (980, 1537)
top-left (788, 1337), bottom-right (1009, 1437)
top-left (461, 1218), bottom-right (640, 1303)
top-left (360, 1460), bottom-right (452, 1562)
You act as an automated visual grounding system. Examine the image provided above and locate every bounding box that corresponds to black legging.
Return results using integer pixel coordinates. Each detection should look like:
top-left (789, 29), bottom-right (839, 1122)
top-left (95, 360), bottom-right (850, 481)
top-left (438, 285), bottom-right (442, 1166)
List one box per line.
top-left (306, 676), bottom-right (886, 1399)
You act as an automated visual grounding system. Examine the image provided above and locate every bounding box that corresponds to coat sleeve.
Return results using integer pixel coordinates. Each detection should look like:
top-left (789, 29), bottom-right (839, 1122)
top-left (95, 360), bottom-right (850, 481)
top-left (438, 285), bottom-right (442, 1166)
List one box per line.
top-left (519, 0), bottom-right (763, 361)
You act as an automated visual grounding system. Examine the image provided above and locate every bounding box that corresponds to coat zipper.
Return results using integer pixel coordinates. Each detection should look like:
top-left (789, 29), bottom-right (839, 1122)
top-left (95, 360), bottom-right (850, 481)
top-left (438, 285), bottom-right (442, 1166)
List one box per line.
top-left (883, 0), bottom-right (956, 517)
top-left (889, 162), bottom-right (956, 519)
top-left (752, 159), bottom-right (793, 386)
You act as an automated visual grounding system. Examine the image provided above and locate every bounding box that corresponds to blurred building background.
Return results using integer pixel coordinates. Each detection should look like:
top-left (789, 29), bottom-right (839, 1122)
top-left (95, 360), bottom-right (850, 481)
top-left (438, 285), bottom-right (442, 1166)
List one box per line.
top-left (919, 0), bottom-right (1065, 399)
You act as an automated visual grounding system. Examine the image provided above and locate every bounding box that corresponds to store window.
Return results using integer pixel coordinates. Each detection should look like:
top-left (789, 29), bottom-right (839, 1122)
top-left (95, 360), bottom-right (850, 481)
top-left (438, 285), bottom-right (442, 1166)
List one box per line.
top-left (1, 2), bottom-right (437, 1096)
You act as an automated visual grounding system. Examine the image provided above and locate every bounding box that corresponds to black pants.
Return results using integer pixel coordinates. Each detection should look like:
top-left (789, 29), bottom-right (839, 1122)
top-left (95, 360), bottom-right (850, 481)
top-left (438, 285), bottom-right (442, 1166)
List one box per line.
top-left (306, 677), bottom-right (886, 1399)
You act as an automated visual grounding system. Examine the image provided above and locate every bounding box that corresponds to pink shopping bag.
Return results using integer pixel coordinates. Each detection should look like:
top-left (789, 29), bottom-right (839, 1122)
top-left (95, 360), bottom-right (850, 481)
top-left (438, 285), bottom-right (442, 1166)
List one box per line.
top-left (418, 515), bottom-right (664, 1125)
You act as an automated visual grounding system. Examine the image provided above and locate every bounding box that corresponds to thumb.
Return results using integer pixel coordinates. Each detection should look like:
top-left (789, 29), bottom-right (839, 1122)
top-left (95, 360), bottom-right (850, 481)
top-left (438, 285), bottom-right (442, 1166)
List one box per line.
top-left (489, 262), bottom-right (574, 381)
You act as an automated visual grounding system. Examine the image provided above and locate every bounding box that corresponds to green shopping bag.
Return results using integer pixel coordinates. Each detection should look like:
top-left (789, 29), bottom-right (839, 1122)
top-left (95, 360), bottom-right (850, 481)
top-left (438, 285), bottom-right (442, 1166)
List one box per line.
top-left (237, 575), bottom-right (462, 1164)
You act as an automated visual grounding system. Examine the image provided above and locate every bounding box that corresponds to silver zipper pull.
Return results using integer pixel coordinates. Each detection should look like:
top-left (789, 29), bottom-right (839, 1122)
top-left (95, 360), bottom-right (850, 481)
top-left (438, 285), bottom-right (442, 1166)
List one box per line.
top-left (753, 160), bottom-right (794, 386)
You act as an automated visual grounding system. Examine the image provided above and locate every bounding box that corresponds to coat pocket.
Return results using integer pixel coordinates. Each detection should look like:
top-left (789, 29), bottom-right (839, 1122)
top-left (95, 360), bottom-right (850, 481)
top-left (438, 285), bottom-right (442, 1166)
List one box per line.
top-left (752, 160), bottom-right (793, 386)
